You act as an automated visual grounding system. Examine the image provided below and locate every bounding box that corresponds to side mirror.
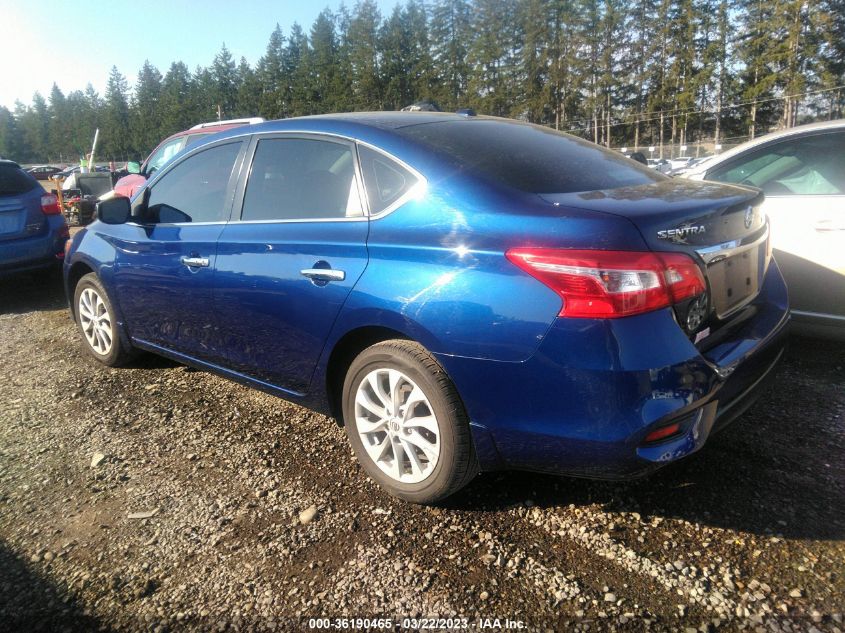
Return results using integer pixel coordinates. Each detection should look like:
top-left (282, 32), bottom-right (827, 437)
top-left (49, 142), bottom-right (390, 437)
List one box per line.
top-left (127, 161), bottom-right (141, 175)
top-left (97, 196), bottom-right (131, 225)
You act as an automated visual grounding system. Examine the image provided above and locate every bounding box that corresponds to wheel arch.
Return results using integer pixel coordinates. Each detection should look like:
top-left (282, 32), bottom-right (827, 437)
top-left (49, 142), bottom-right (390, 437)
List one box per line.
top-left (66, 260), bottom-right (96, 319)
top-left (323, 325), bottom-right (410, 422)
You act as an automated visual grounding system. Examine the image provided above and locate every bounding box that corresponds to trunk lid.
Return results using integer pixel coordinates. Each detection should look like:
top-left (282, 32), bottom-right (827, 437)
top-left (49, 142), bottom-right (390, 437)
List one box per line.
top-left (539, 180), bottom-right (765, 251)
top-left (0, 165), bottom-right (46, 242)
top-left (541, 179), bottom-right (770, 329)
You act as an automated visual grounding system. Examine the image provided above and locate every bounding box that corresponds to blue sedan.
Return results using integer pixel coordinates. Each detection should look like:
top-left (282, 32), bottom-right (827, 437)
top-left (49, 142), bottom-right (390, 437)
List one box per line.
top-left (64, 113), bottom-right (789, 503)
top-left (1, 160), bottom-right (68, 277)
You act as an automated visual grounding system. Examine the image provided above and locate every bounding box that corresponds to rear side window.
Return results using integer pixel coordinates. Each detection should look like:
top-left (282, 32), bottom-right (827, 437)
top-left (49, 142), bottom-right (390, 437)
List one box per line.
top-left (398, 120), bottom-right (661, 194)
top-left (0, 165), bottom-right (38, 195)
top-left (241, 138), bottom-right (363, 221)
top-left (706, 131), bottom-right (845, 195)
top-left (147, 142), bottom-right (241, 223)
top-left (357, 145), bottom-right (419, 214)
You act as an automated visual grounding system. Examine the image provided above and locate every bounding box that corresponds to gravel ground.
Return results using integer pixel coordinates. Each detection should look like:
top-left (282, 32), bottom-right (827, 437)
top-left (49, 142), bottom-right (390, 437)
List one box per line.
top-left (1, 271), bottom-right (843, 632)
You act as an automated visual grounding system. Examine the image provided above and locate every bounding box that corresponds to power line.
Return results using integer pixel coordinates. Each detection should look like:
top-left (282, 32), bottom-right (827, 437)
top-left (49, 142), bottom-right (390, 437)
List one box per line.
top-left (559, 84), bottom-right (845, 133)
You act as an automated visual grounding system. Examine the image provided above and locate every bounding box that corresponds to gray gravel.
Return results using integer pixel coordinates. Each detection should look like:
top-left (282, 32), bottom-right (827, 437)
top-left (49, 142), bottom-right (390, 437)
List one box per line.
top-left (1, 273), bottom-right (844, 632)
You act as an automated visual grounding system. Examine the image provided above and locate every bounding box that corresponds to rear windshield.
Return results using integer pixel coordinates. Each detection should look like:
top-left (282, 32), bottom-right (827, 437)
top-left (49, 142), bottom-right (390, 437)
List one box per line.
top-left (0, 164), bottom-right (38, 195)
top-left (397, 119), bottom-right (662, 194)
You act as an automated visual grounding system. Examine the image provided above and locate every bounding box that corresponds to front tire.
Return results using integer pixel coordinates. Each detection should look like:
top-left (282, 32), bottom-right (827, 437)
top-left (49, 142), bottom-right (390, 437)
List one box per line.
top-left (74, 272), bottom-right (134, 366)
top-left (342, 340), bottom-right (477, 504)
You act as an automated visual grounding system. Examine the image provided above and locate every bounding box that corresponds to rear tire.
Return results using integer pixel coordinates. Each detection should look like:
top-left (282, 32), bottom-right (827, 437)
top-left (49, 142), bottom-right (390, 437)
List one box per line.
top-left (342, 339), bottom-right (477, 504)
top-left (73, 273), bottom-right (135, 366)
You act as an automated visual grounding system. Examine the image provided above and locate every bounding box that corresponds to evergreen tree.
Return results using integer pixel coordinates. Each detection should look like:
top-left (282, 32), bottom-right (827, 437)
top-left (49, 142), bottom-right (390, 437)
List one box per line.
top-left (0, 106), bottom-right (23, 160)
top-left (235, 57), bottom-right (262, 118)
top-left (212, 44), bottom-right (239, 119)
top-left (131, 61), bottom-right (163, 156)
top-left (3, 0), bottom-right (841, 162)
top-left (191, 65), bottom-right (218, 124)
top-left (466, 0), bottom-right (521, 117)
top-left (429, 0), bottom-right (472, 110)
top-left (349, 0), bottom-right (383, 110)
top-left (736, 0), bottom-right (781, 138)
top-left (21, 92), bottom-right (49, 162)
top-left (287, 23), bottom-right (312, 116)
top-left (256, 24), bottom-right (289, 118)
top-left (380, 5), bottom-right (413, 110)
top-left (311, 9), bottom-right (339, 113)
top-left (102, 66), bottom-right (131, 160)
top-left (403, 0), bottom-right (436, 104)
top-left (47, 85), bottom-right (70, 161)
top-left (333, 5), bottom-right (355, 112)
top-left (160, 62), bottom-right (194, 138)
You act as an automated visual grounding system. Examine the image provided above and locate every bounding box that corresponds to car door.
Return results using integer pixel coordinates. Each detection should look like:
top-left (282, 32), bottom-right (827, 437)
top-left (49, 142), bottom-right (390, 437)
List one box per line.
top-left (110, 140), bottom-right (246, 364)
top-left (705, 129), bottom-right (845, 322)
top-left (214, 134), bottom-right (370, 394)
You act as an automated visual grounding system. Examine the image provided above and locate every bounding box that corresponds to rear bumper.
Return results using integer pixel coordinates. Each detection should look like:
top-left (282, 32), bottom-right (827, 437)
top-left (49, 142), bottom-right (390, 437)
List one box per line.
top-left (0, 218), bottom-right (66, 276)
top-left (438, 258), bottom-right (790, 478)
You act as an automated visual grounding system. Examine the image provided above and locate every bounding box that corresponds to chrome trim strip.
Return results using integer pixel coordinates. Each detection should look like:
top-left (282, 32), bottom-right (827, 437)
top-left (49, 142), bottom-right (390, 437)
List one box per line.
top-left (695, 224), bottom-right (769, 265)
top-left (227, 217), bottom-right (368, 225)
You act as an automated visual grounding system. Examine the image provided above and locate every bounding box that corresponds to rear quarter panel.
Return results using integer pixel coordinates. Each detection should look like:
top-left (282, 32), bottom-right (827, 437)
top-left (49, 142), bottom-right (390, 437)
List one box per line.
top-left (319, 171), bottom-right (650, 368)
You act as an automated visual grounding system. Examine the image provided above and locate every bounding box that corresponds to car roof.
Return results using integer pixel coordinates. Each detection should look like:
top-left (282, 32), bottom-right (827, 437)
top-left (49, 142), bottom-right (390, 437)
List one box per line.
top-left (191, 112), bottom-right (560, 153)
top-left (162, 118), bottom-right (267, 142)
top-left (688, 118), bottom-right (845, 176)
top-left (0, 159), bottom-right (22, 168)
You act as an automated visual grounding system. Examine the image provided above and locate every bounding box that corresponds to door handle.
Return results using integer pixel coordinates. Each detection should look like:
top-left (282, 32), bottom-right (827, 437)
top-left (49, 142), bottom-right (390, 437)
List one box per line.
top-left (180, 256), bottom-right (210, 268)
top-left (300, 268), bottom-right (346, 282)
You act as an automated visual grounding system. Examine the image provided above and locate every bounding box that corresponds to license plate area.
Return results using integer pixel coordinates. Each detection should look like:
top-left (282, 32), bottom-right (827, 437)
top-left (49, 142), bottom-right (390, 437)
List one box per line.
top-left (707, 245), bottom-right (762, 318)
top-left (0, 210), bottom-right (24, 236)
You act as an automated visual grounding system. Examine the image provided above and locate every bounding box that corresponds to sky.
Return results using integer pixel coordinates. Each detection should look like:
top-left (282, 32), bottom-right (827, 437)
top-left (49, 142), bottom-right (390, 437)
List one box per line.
top-left (0, 0), bottom-right (402, 111)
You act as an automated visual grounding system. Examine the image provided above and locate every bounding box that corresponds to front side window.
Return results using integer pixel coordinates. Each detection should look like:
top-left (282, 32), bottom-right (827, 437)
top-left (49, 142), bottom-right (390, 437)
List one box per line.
top-left (145, 137), bottom-right (186, 176)
top-left (707, 131), bottom-right (845, 195)
top-left (241, 138), bottom-right (363, 221)
top-left (147, 142), bottom-right (241, 223)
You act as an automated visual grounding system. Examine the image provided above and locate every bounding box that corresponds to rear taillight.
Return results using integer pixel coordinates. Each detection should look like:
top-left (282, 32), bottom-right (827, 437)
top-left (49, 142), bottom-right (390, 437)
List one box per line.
top-left (506, 248), bottom-right (706, 318)
top-left (41, 193), bottom-right (61, 215)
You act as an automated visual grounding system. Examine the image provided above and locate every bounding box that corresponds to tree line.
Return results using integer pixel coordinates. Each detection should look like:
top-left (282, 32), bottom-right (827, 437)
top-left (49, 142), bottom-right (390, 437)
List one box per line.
top-left (1, 0), bottom-right (842, 164)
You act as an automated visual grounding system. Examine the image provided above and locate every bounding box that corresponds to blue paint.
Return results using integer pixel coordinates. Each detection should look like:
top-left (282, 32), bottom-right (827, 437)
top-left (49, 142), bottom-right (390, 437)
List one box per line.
top-left (64, 114), bottom-right (790, 480)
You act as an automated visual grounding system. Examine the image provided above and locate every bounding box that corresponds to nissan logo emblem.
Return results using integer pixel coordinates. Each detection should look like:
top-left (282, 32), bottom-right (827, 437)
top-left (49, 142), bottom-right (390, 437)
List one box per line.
top-left (744, 206), bottom-right (754, 229)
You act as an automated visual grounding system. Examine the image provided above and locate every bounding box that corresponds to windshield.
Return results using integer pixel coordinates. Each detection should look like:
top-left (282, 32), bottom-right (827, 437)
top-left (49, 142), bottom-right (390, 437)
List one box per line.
top-left (144, 137), bottom-right (185, 176)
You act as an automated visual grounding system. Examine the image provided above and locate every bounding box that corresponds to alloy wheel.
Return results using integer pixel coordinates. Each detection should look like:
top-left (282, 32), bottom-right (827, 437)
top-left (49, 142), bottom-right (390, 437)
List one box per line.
top-left (354, 368), bottom-right (441, 484)
top-left (78, 287), bottom-right (113, 356)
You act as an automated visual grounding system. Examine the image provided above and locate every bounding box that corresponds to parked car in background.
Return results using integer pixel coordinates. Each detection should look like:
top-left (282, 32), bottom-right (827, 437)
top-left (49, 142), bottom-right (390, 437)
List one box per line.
top-left (55, 165), bottom-right (111, 179)
top-left (26, 165), bottom-right (63, 180)
top-left (669, 156), bottom-right (709, 177)
top-left (1, 159), bottom-right (68, 276)
top-left (112, 118), bottom-right (264, 199)
top-left (668, 156), bottom-right (694, 171)
top-left (682, 119), bottom-right (845, 339)
top-left (647, 158), bottom-right (672, 173)
top-left (65, 113), bottom-right (788, 503)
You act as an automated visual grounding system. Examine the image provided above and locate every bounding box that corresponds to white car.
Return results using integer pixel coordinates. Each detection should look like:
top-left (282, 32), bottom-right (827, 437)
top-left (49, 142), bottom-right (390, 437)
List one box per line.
top-left (647, 158), bottom-right (672, 173)
top-left (682, 119), bottom-right (845, 339)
